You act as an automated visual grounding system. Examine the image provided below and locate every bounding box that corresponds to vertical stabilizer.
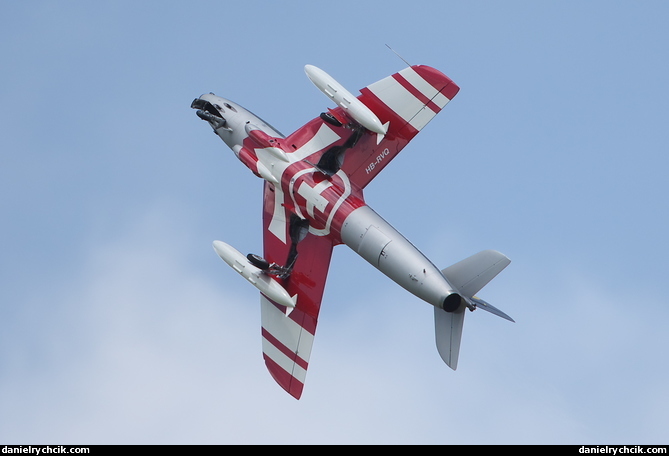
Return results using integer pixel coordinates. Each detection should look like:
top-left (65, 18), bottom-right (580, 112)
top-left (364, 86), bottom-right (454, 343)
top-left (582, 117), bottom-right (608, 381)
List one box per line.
top-left (434, 250), bottom-right (512, 370)
top-left (434, 305), bottom-right (466, 370)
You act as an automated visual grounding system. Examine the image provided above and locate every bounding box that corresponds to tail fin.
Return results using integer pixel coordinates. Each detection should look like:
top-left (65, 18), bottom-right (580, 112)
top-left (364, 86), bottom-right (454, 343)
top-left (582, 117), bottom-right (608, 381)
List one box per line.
top-left (434, 305), bottom-right (466, 370)
top-left (435, 250), bottom-right (512, 370)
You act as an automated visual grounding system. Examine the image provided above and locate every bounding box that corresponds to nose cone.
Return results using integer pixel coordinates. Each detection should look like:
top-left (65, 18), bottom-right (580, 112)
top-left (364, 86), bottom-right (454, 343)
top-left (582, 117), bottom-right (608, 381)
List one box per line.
top-left (192, 95), bottom-right (230, 133)
top-left (191, 96), bottom-right (224, 117)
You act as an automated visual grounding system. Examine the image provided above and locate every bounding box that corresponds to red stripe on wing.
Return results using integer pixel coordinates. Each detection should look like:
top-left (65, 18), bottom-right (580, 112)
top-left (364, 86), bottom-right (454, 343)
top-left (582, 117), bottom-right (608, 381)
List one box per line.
top-left (391, 72), bottom-right (442, 114)
top-left (261, 327), bottom-right (309, 371)
top-left (263, 353), bottom-right (305, 399)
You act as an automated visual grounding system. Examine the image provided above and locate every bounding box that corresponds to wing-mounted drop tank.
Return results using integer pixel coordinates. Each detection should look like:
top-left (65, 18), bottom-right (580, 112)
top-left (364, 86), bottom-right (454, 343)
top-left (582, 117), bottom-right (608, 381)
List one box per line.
top-left (304, 65), bottom-right (388, 136)
top-left (212, 241), bottom-right (297, 313)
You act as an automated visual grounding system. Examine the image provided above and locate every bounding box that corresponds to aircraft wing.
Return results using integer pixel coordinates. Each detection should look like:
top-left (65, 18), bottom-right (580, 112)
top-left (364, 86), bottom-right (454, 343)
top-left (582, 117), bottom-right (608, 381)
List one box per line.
top-left (260, 180), bottom-right (335, 399)
top-left (255, 65), bottom-right (458, 398)
top-left (331, 65), bottom-right (459, 189)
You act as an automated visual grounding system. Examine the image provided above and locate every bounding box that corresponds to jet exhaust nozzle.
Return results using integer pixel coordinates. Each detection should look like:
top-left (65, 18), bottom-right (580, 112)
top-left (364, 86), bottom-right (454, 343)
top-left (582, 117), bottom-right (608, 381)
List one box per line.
top-left (442, 293), bottom-right (464, 312)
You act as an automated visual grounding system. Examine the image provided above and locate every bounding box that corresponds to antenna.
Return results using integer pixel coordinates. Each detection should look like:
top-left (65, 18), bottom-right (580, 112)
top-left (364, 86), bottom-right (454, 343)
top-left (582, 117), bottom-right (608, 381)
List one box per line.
top-left (385, 44), bottom-right (412, 67)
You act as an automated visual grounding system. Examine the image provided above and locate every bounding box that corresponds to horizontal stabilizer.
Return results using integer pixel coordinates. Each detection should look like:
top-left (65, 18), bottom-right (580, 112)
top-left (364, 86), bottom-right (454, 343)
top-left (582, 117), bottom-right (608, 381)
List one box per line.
top-left (468, 296), bottom-right (514, 322)
top-left (441, 250), bottom-right (510, 298)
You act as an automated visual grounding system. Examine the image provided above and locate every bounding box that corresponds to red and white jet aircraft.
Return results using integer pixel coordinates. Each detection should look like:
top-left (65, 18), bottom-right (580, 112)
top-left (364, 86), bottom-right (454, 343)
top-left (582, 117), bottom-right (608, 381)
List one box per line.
top-left (192, 63), bottom-right (513, 399)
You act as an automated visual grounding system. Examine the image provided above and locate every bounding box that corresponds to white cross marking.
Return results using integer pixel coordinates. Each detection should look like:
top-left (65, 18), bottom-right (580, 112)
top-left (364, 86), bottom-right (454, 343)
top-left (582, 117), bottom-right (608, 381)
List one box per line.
top-left (264, 124), bottom-right (340, 244)
top-left (297, 180), bottom-right (332, 218)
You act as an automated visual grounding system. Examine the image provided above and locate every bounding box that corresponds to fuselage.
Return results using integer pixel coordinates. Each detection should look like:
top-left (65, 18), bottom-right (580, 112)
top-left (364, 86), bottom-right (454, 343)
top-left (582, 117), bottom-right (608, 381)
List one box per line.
top-left (193, 93), bottom-right (463, 311)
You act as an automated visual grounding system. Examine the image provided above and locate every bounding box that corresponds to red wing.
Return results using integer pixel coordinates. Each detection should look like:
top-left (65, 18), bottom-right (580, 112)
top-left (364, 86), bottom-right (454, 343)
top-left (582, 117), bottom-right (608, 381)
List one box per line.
top-left (260, 181), bottom-right (335, 399)
top-left (339, 65), bottom-right (459, 189)
top-left (256, 65), bottom-right (457, 398)
top-left (280, 66), bottom-right (458, 191)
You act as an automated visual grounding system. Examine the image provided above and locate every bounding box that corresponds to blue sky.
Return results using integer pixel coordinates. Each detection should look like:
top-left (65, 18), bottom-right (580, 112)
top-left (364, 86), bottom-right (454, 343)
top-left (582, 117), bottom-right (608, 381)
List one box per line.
top-left (1, 1), bottom-right (668, 444)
